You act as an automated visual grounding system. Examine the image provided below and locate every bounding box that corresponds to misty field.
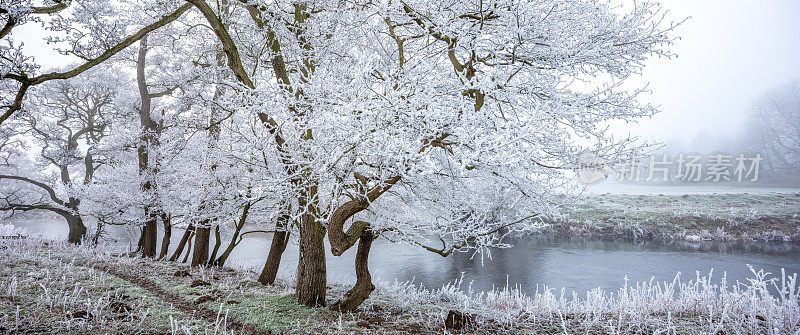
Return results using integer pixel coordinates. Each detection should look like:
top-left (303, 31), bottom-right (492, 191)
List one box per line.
top-left (3, 191), bottom-right (800, 334)
top-left (549, 192), bottom-right (800, 243)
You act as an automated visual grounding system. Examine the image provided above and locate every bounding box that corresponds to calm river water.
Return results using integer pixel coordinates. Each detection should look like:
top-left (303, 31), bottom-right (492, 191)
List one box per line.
top-left (7, 218), bottom-right (800, 297)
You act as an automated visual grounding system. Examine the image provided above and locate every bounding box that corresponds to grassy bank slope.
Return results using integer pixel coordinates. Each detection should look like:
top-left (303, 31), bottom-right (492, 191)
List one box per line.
top-left (2, 241), bottom-right (799, 334)
top-left (0, 241), bottom-right (464, 334)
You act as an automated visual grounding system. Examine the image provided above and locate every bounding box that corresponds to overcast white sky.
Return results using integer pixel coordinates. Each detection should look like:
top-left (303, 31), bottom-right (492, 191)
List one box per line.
top-left (625, 0), bottom-right (800, 143)
top-left (11, 1), bottom-right (800, 145)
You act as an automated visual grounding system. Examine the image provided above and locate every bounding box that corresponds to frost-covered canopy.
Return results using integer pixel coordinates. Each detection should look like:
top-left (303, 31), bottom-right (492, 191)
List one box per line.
top-left (1, 0), bottom-right (682, 309)
top-left (0, 0), bottom-right (680, 253)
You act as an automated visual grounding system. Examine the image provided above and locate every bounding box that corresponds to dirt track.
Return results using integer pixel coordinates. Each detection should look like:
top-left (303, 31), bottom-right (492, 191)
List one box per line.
top-left (63, 257), bottom-right (272, 335)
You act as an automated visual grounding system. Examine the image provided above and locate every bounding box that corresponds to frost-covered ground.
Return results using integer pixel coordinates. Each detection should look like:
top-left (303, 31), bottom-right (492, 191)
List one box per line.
top-left (549, 192), bottom-right (800, 243)
top-left (1, 239), bottom-right (799, 334)
top-left (584, 182), bottom-right (800, 195)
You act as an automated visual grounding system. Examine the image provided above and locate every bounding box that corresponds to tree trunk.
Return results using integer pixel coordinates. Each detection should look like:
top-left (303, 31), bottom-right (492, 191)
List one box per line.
top-left (296, 211), bottom-right (327, 307)
top-left (66, 214), bottom-right (86, 244)
top-left (182, 230), bottom-right (194, 263)
top-left (91, 221), bottom-right (102, 245)
top-left (134, 227), bottom-right (144, 254)
top-left (169, 223), bottom-right (194, 261)
top-left (157, 213), bottom-right (171, 260)
top-left (207, 225), bottom-right (221, 266)
top-left (141, 214), bottom-right (158, 258)
top-left (258, 212), bottom-right (290, 285)
top-left (136, 36), bottom-right (160, 259)
top-left (191, 224), bottom-right (210, 267)
top-left (213, 202), bottom-right (251, 267)
top-left (331, 229), bottom-right (375, 312)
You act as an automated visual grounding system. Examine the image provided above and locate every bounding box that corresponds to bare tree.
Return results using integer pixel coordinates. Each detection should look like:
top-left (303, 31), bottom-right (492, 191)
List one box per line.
top-left (745, 79), bottom-right (800, 183)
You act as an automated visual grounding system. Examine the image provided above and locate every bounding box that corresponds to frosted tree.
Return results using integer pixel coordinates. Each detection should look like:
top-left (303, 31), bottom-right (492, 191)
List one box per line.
top-left (0, 66), bottom-right (128, 243)
top-left (4, 0), bottom-right (681, 311)
top-left (177, 0), bottom-right (681, 309)
top-left (130, 12), bottom-right (208, 257)
top-left (744, 79), bottom-right (800, 182)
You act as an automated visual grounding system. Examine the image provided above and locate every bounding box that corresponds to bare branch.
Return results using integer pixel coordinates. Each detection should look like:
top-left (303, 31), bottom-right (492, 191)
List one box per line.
top-left (0, 174), bottom-right (66, 206)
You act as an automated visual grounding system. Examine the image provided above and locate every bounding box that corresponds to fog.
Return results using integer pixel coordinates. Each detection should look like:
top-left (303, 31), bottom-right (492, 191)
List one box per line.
top-left (621, 0), bottom-right (800, 144)
top-left (3, 3), bottom-right (800, 332)
top-left (606, 1), bottom-right (800, 186)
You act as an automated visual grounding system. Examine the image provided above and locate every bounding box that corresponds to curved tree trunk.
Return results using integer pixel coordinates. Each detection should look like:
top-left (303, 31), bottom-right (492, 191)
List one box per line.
top-left (331, 229), bottom-right (375, 312)
top-left (323, 176), bottom-right (399, 310)
top-left (296, 211), bottom-right (327, 307)
top-left (169, 223), bottom-right (194, 261)
top-left (191, 224), bottom-right (210, 267)
top-left (258, 211), bottom-right (290, 285)
top-left (0, 176), bottom-right (87, 245)
top-left (328, 176), bottom-right (399, 256)
top-left (66, 214), bottom-right (86, 244)
top-left (157, 213), bottom-right (171, 260)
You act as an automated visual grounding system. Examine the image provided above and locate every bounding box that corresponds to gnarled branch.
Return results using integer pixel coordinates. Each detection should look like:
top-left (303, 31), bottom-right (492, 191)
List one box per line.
top-left (328, 176), bottom-right (400, 255)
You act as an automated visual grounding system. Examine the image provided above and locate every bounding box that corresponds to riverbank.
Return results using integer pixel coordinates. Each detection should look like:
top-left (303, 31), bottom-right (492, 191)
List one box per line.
top-left (0, 240), bottom-right (441, 334)
top-left (546, 192), bottom-right (800, 243)
top-left (1, 240), bottom-right (798, 334)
